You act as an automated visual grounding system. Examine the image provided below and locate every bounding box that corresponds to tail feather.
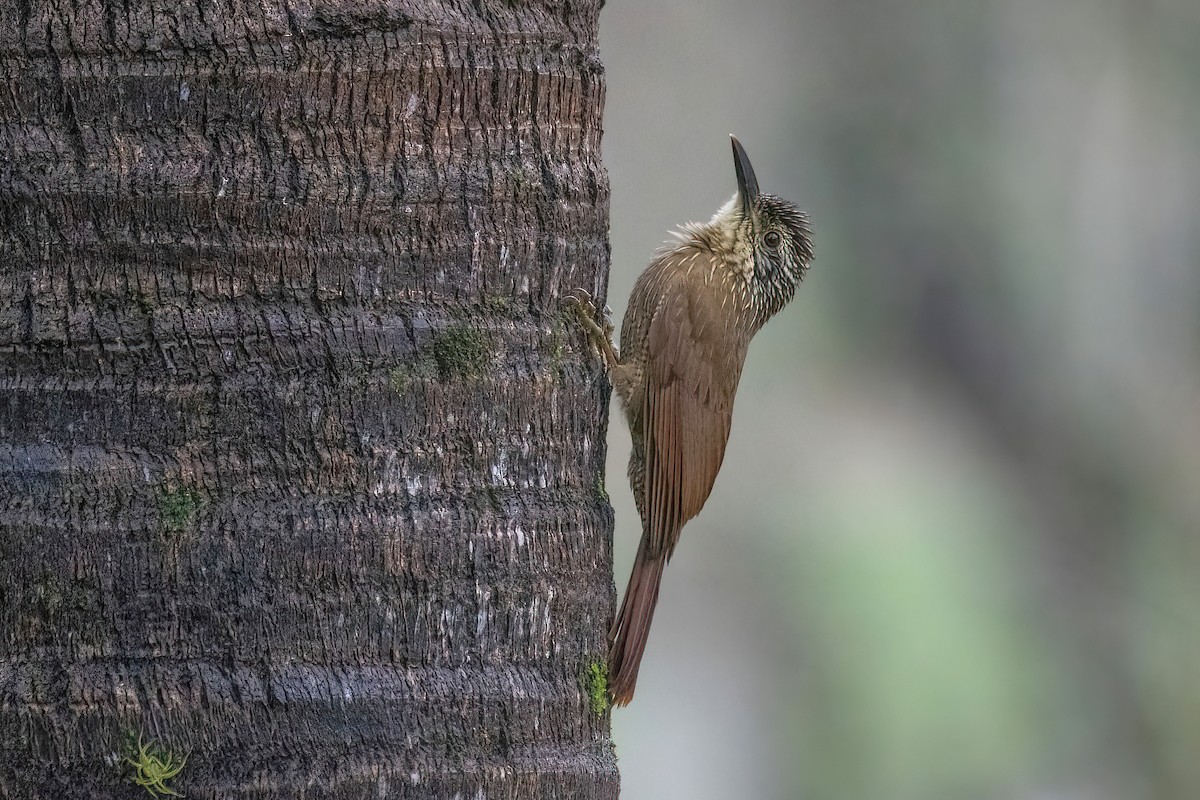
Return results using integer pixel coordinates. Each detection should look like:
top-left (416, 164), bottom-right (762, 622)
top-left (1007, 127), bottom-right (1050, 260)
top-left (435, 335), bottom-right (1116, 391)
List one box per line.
top-left (608, 541), bottom-right (666, 706)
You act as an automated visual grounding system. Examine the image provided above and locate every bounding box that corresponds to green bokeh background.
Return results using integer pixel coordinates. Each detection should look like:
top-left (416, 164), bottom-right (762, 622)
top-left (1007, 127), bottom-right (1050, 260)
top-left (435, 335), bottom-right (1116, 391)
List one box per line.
top-left (600, 2), bottom-right (1200, 798)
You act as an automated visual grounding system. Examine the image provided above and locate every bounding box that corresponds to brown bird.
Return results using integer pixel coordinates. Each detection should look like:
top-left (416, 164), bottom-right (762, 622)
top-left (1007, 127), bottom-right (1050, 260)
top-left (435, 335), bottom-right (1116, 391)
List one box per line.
top-left (571, 136), bottom-right (814, 705)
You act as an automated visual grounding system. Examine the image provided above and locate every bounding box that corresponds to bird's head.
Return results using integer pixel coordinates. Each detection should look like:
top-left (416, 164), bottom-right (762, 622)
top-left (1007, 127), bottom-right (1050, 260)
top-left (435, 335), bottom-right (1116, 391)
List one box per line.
top-left (721, 136), bottom-right (814, 320)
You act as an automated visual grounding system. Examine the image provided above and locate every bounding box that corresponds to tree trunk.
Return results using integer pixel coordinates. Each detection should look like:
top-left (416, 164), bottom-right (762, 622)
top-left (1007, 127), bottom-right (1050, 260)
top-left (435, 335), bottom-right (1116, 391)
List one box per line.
top-left (0, 0), bottom-right (615, 797)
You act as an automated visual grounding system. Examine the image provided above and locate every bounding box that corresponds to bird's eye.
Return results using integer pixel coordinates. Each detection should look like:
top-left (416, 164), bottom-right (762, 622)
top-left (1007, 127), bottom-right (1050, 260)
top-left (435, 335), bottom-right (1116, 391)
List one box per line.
top-left (764, 230), bottom-right (782, 250)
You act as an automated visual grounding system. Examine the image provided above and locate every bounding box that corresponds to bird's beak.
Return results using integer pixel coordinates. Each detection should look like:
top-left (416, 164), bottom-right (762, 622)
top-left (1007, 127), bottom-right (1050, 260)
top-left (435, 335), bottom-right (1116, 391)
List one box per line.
top-left (731, 135), bottom-right (760, 217)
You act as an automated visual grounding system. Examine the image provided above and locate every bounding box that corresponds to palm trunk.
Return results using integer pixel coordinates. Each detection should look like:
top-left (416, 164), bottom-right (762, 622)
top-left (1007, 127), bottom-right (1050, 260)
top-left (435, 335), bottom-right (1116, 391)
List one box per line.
top-left (0, 1), bottom-right (615, 797)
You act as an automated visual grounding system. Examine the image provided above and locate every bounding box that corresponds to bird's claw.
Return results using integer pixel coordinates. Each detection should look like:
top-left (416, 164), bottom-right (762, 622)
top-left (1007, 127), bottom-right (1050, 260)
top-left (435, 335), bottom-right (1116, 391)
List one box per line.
top-left (566, 289), bottom-right (613, 333)
top-left (565, 287), bottom-right (618, 369)
top-left (564, 288), bottom-right (596, 316)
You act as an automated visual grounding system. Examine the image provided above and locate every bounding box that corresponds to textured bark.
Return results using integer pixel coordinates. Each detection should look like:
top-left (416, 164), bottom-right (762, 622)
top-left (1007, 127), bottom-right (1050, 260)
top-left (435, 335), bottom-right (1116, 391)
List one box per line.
top-left (0, 0), bottom-right (614, 797)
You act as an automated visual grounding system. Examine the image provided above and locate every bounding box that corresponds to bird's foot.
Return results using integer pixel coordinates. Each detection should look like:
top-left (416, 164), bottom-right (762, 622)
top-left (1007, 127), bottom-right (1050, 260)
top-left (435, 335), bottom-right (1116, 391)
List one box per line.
top-left (565, 288), bottom-right (618, 371)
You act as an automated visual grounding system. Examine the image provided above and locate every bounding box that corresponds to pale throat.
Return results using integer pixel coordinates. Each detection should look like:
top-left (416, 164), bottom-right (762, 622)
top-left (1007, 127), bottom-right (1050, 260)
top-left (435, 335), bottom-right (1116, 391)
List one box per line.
top-left (710, 193), bottom-right (756, 281)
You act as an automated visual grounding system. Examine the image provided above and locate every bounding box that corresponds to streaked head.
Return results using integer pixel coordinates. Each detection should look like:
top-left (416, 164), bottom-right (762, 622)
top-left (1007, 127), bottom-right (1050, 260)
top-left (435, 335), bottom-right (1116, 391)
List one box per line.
top-left (729, 136), bottom-right (814, 317)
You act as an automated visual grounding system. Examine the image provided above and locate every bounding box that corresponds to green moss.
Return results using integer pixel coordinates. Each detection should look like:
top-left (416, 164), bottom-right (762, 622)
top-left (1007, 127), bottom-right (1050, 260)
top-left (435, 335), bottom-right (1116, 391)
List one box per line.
top-left (132, 291), bottom-right (153, 315)
top-left (158, 487), bottom-right (202, 537)
top-left (431, 325), bottom-right (490, 380)
top-left (584, 660), bottom-right (610, 716)
top-left (386, 324), bottom-right (492, 389)
top-left (481, 294), bottom-right (515, 318)
top-left (387, 366), bottom-right (408, 393)
top-left (507, 165), bottom-right (530, 191)
top-left (34, 572), bottom-right (99, 622)
top-left (122, 732), bottom-right (187, 798)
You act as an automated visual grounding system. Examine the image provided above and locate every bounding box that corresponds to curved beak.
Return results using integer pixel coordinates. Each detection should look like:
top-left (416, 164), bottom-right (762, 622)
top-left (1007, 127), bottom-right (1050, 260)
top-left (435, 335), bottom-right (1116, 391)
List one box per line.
top-left (731, 135), bottom-right (760, 216)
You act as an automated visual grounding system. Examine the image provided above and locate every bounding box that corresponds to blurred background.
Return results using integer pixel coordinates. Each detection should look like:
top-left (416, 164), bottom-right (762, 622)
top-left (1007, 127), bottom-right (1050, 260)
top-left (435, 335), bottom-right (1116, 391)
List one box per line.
top-left (598, 2), bottom-right (1200, 798)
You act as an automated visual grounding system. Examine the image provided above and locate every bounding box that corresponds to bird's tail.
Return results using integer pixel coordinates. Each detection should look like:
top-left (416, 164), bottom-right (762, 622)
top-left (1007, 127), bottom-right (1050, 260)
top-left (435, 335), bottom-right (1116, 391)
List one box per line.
top-left (608, 539), bottom-right (667, 706)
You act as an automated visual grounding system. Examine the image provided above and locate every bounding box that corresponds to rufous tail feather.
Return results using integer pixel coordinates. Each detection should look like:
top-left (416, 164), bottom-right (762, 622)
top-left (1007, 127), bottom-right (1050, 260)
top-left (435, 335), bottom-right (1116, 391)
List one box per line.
top-left (607, 540), bottom-right (666, 706)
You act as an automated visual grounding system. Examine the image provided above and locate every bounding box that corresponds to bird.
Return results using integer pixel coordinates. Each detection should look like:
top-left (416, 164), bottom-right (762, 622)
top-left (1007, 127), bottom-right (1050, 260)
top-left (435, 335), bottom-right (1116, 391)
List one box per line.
top-left (570, 136), bottom-right (814, 706)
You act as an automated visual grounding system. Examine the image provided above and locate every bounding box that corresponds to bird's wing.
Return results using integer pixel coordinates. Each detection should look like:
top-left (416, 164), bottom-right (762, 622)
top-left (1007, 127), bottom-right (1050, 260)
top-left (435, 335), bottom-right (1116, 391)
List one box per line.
top-left (641, 250), bottom-right (748, 559)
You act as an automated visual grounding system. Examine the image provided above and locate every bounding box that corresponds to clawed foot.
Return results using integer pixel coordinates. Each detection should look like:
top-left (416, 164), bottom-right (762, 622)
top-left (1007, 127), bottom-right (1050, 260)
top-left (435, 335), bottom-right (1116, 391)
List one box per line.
top-left (565, 288), bottom-right (619, 370)
top-left (565, 289), bottom-right (615, 339)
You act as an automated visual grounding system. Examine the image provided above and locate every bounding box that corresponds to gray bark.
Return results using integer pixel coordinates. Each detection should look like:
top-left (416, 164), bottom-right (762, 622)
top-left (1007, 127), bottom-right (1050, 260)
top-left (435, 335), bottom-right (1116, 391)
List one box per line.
top-left (0, 0), bottom-right (616, 797)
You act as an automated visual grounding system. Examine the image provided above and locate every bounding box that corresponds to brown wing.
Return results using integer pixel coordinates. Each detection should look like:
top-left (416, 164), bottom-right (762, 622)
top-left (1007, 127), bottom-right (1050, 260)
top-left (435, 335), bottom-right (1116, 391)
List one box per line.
top-left (640, 251), bottom-right (748, 560)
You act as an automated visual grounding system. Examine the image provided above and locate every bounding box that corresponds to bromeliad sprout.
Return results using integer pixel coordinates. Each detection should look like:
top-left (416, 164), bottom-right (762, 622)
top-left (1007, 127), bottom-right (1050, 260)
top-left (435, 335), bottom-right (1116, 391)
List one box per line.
top-left (126, 735), bottom-right (187, 798)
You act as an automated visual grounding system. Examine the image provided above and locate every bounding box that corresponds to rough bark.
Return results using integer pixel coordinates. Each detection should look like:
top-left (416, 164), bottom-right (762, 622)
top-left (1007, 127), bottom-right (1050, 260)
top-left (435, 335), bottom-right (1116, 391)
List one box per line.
top-left (0, 0), bottom-right (615, 797)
